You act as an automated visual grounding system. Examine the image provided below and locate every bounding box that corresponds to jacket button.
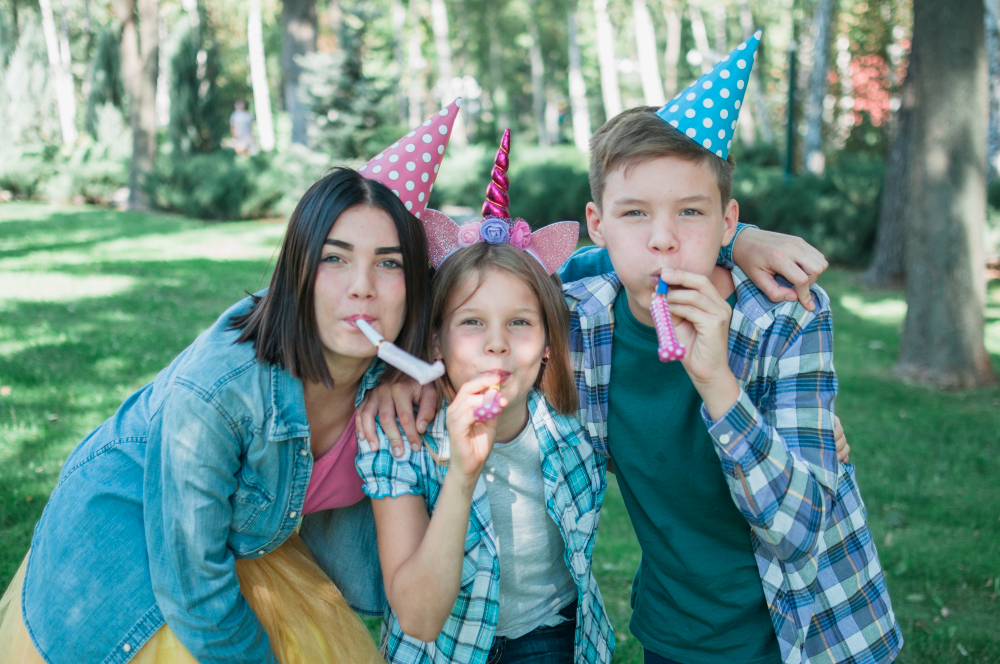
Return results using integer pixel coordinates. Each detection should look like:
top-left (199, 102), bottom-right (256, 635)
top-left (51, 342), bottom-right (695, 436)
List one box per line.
top-left (300, 447), bottom-right (308, 456)
top-left (258, 549), bottom-right (266, 556)
top-left (288, 511), bottom-right (297, 519)
top-left (719, 433), bottom-right (731, 445)
top-left (122, 643), bottom-right (131, 653)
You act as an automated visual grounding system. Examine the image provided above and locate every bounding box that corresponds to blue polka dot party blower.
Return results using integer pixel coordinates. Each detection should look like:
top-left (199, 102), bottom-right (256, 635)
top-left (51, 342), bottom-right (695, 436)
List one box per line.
top-left (655, 30), bottom-right (761, 160)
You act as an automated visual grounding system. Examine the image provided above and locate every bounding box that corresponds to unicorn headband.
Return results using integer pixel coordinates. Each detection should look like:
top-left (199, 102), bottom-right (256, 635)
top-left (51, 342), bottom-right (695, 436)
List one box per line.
top-left (420, 129), bottom-right (579, 275)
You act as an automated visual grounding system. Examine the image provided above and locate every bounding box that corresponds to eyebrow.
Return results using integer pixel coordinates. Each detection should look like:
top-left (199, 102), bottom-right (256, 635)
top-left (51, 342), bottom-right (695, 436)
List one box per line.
top-left (676, 194), bottom-right (713, 204)
top-left (324, 239), bottom-right (402, 255)
top-left (611, 197), bottom-right (649, 207)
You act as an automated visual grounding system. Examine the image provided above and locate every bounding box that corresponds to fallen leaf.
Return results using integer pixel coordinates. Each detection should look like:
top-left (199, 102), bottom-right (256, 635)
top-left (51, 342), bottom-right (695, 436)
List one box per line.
top-left (941, 607), bottom-right (952, 618)
top-left (0, 386), bottom-right (10, 396)
top-left (46, 414), bottom-right (58, 421)
top-left (906, 593), bottom-right (925, 603)
top-left (957, 644), bottom-right (969, 657)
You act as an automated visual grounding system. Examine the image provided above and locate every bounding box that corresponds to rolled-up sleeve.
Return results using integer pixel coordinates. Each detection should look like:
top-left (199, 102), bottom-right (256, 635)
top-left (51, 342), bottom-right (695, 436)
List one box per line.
top-left (144, 380), bottom-right (277, 664)
top-left (356, 417), bottom-right (423, 499)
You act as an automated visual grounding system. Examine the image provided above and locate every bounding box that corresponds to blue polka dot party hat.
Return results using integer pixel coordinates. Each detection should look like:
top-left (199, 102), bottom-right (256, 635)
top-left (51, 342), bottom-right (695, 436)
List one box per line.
top-left (656, 30), bottom-right (761, 159)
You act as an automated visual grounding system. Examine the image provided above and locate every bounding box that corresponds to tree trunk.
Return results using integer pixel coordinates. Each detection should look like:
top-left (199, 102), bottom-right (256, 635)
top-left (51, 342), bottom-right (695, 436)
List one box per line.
top-left (525, 0), bottom-right (549, 145)
top-left (155, 12), bottom-right (169, 126)
top-left (568, 2), bottom-right (591, 151)
top-left (863, 57), bottom-right (915, 290)
top-left (391, 0), bottom-right (407, 124)
top-left (633, 0), bottom-right (665, 106)
top-left (40, 0), bottom-right (77, 146)
top-left (487, 0), bottom-right (510, 130)
top-left (895, 0), bottom-right (996, 389)
top-left (282, 0), bottom-right (316, 145)
top-left (803, 0), bottom-right (837, 174)
top-left (593, 0), bottom-right (622, 119)
top-left (661, 0), bottom-right (681, 98)
top-left (249, 0), bottom-right (276, 151)
top-left (688, 0), bottom-right (713, 73)
top-left (407, 0), bottom-right (427, 128)
top-left (736, 0), bottom-right (773, 143)
top-left (116, 0), bottom-right (158, 209)
top-left (985, 0), bottom-right (1000, 180)
top-left (429, 0), bottom-right (466, 146)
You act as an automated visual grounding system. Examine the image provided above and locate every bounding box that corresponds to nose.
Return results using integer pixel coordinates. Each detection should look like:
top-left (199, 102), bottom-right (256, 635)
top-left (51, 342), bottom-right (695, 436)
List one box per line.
top-left (346, 262), bottom-right (377, 300)
top-left (483, 326), bottom-right (510, 357)
top-left (648, 214), bottom-right (679, 255)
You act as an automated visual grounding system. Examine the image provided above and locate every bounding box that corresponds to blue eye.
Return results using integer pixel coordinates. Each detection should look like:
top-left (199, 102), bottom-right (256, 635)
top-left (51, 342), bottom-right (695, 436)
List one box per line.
top-left (680, 208), bottom-right (701, 216)
top-left (322, 254), bottom-right (344, 263)
top-left (624, 210), bottom-right (644, 217)
top-left (379, 259), bottom-right (403, 269)
top-left (511, 319), bottom-right (531, 326)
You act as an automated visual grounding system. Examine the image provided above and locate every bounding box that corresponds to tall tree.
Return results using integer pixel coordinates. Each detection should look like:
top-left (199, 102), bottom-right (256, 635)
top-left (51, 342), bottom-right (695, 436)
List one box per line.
top-left (736, 0), bottom-right (774, 143)
top-left (985, 0), bottom-right (1000, 180)
top-left (568, 1), bottom-right (591, 151)
top-left (633, 0), bottom-right (665, 106)
top-left (894, 0), bottom-right (996, 389)
top-left (863, 57), bottom-right (915, 289)
top-left (802, 0), bottom-right (837, 174)
top-left (487, 0), bottom-right (510, 130)
top-left (116, 0), bottom-right (159, 209)
top-left (526, 0), bottom-right (548, 145)
top-left (249, 0), bottom-right (275, 151)
top-left (39, 0), bottom-right (77, 145)
top-left (407, 0), bottom-right (426, 128)
top-left (688, 0), bottom-right (713, 73)
top-left (282, 0), bottom-right (316, 145)
top-left (391, 0), bottom-right (407, 123)
top-left (593, 0), bottom-right (622, 119)
top-left (429, 0), bottom-right (466, 145)
top-left (660, 0), bottom-right (681, 98)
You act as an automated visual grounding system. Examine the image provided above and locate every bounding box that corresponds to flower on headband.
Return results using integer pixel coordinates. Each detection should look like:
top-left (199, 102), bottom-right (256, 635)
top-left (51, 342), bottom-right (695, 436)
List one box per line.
top-left (509, 219), bottom-right (531, 250)
top-left (457, 222), bottom-right (482, 247)
top-left (480, 217), bottom-right (510, 245)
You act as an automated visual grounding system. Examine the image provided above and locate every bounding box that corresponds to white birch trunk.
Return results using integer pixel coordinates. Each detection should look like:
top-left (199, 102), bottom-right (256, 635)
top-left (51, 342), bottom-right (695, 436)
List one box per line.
top-left (249, 0), bottom-right (275, 151)
top-left (661, 0), bottom-right (681, 98)
top-left (688, 0), bottom-right (713, 73)
top-left (155, 13), bottom-right (169, 126)
top-left (429, 0), bottom-right (466, 146)
top-left (408, 0), bottom-right (426, 128)
top-left (803, 0), bottom-right (837, 174)
top-left (392, 0), bottom-right (408, 123)
top-left (985, 0), bottom-right (1000, 180)
top-left (633, 0), bottom-right (665, 106)
top-left (736, 0), bottom-right (774, 143)
top-left (568, 4), bottom-right (592, 151)
top-left (594, 0), bottom-right (623, 118)
top-left (713, 0), bottom-right (727, 56)
top-left (40, 0), bottom-right (77, 145)
top-left (526, 0), bottom-right (549, 145)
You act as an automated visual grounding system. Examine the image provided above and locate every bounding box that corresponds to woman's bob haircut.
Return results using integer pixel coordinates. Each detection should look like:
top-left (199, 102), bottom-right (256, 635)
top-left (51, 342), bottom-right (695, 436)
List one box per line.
top-left (231, 167), bottom-right (431, 387)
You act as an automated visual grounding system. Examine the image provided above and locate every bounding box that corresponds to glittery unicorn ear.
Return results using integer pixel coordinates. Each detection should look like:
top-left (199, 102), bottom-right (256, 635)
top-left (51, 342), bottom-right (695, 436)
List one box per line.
top-left (525, 221), bottom-right (580, 275)
top-left (420, 208), bottom-right (464, 268)
top-left (482, 129), bottom-right (511, 220)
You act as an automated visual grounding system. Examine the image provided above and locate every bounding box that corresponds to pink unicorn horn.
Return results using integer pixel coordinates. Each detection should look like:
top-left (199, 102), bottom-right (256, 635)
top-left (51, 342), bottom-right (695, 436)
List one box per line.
top-left (482, 129), bottom-right (512, 220)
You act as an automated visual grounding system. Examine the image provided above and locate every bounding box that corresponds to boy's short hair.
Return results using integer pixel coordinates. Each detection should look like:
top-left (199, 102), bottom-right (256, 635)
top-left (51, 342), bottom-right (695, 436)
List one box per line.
top-left (589, 106), bottom-right (736, 210)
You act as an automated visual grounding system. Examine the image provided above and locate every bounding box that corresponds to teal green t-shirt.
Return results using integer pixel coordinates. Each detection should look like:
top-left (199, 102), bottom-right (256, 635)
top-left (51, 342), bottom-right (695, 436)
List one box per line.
top-left (607, 289), bottom-right (780, 664)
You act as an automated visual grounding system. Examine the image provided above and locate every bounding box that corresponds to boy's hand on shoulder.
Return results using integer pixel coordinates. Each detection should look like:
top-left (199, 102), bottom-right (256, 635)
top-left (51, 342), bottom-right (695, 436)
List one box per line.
top-left (732, 228), bottom-right (828, 311)
top-left (661, 268), bottom-right (741, 420)
top-left (445, 373), bottom-right (506, 489)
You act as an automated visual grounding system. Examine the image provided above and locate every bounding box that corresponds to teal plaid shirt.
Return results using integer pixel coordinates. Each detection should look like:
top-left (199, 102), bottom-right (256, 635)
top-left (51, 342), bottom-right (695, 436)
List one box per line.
top-left (562, 263), bottom-right (902, 664)
top-left (356, 389), bottom-right (615, 664)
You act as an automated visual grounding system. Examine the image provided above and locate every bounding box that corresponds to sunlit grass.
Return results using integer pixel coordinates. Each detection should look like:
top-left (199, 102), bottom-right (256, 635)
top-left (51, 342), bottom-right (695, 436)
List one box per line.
top-left (0, 203), bottom-right (998, 663)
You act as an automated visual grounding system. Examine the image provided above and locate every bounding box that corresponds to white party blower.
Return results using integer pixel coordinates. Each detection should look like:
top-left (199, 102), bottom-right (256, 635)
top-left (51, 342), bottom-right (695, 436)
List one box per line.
top-left (355, 319), bottom-right (445, 385)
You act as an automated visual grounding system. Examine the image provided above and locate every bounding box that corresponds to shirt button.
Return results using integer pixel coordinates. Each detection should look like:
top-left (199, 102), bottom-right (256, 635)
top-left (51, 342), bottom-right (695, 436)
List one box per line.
top-left (288, 511), bottom-right (297, 519)
top-left (299, 448), bottom-right (308, 456)
top-left (122, 643), bottom-right (131, 653)
top-left (719, 433), bottom-right (731, 445)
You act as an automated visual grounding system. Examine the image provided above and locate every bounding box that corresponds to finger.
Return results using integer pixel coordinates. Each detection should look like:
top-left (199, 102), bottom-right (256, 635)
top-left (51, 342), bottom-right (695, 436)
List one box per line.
top-left (776, 259), bottom-right (815, 311)
top-left (416, 384), bottom-right (438, 434)
top-left (357, 397), bottom-right (380, 452)
top-left (455, 372), bottom-right (505, 399)
top-left (833, 415), bottom-right (844, 441)
top-left (658, 268), bottom-right (714, 294)
top-left (794, 242), bottom-right (829, 279)
top-left (667, 302), bottom-right (725, 329)
top-left (750, 270), bottom-right (798, 304)
top-left (393, 394), bottom-right (421, 452)
top-left (378, 399), bottom-right (405, 457)
top-left (667, 285), bottom-right (731, 313)
top-left (837, 442), bottom-right (851, 463)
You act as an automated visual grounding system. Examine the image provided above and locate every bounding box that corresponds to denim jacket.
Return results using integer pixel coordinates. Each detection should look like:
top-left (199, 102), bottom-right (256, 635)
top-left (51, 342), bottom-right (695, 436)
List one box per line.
top-left (21, 294), bottom-right (386, 664)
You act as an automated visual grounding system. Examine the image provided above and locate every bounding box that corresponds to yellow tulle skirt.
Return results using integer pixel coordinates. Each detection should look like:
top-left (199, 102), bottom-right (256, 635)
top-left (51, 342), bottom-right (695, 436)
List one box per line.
top-left (0, 533), bottom-right (384, 664)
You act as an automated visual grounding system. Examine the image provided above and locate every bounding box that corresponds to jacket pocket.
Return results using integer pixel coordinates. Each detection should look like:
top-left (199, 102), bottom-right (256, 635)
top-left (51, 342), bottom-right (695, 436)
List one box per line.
top-left (230, 474), bottom-right (274, 533)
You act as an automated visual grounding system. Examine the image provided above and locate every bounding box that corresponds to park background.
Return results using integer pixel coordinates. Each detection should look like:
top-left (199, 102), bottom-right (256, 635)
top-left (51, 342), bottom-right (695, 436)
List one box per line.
top-left (0, 0), bottom-right (998, 661)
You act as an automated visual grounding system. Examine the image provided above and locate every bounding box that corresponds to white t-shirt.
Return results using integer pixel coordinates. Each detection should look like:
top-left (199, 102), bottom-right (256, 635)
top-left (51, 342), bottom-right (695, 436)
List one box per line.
top-left (482, 424), bottom-right (577, 638)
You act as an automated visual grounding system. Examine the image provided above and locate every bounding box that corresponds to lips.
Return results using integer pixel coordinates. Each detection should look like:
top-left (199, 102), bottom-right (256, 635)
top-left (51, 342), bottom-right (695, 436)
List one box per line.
top-left (344, 314), bottom-right (375, 329)
top-left (483, 370), bottom-right (511, 384)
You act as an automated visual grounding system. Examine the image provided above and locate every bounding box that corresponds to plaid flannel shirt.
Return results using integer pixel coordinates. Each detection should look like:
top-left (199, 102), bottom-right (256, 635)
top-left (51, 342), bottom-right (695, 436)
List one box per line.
top-left (356, 389), bottom-right (615, 664)
top-left (563, 266), bottom-right (902, 664)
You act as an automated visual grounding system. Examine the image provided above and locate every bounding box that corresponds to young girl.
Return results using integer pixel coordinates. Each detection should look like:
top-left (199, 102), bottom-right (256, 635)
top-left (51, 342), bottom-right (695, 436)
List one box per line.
top-left (357, 132), bottom-right (614, 664)
top-left (0, 104), bottom-right (461, 664)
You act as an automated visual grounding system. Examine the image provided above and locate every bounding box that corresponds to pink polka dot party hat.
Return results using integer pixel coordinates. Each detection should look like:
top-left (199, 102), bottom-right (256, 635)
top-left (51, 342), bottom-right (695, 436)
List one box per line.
top-left (656, 31), bottom-right (761, 159)
top-left (358, 98), bottom-right (462, 218)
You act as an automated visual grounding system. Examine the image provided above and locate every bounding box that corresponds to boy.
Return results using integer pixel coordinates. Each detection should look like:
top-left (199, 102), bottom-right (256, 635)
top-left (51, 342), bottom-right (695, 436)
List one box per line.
top-left (560, 33), bottom-right (900, 664)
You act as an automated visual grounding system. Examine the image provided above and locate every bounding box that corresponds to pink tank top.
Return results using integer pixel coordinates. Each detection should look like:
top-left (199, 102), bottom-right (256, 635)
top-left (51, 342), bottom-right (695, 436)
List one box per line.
top-left (302, 412), bottom-right (365, 514)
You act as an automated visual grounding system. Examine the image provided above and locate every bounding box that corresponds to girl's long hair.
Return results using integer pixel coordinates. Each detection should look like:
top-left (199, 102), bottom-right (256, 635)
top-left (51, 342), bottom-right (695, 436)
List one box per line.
top-left (429, 242), bottom-right (577, 415)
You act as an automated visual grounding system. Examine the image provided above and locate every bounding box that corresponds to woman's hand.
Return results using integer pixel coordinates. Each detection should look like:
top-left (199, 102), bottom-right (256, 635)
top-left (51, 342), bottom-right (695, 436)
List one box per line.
top-left (445, 373), bottom-right (507, 485)
top-left (357, 379), bottom-right (439, 456)
top-left (834, 415), bottom-right (850, 463)
top-left (732, 228), bottom-right (828, 311)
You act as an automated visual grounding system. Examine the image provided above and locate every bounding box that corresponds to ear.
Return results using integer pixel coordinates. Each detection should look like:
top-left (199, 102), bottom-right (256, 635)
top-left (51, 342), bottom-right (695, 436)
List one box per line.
top-left (585, 201), bottom-right (607, 248)
top-left (525, 221), bottom-right (580, 274)
top-left (432, 332), bottom-right (443, 361)
top-left (721, 199), bottom-right (740, 246)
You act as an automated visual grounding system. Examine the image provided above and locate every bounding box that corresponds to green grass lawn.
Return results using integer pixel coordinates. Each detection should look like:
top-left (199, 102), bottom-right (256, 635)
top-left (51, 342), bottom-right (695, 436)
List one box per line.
top-left (1, 202), bottom-right (998, 663)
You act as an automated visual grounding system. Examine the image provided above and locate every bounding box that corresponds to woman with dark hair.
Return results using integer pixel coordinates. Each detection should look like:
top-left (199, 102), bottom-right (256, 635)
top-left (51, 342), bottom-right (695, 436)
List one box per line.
top-left (0, 105), bottom-right (462, 664)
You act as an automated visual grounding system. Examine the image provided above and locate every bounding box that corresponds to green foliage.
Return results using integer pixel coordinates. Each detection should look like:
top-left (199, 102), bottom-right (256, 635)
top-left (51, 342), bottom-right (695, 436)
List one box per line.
top-left (147, 150), bottom-right (252, 220)
top-left (84, 27), bottom-right (126, 137)
top-left (734, 155), bottom-right (885, 266)
top-left (301, 1), bottom-right (401, 160)
top-left (168, 22), bottom-right (229, 154)
top-left (0, 17), bottom-right (59, 148)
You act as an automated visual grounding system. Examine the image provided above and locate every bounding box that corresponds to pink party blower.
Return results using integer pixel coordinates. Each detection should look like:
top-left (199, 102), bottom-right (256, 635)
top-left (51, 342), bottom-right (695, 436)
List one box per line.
top-left (473, 386), bottom-right (503, 421)
top-left (651, 279), bottom-right (686, 362)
